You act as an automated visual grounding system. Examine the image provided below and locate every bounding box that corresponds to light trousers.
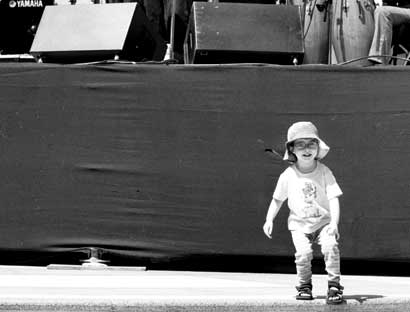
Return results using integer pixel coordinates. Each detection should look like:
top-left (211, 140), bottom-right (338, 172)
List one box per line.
top-left (291, 224), bottom-right (341, 288)
top-left (369, 6), bottom-right (410, 64)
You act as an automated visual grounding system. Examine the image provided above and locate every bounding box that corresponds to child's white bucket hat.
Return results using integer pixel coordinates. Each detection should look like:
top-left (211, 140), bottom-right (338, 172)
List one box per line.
top-left (283, 121), bottom-right (330, 161)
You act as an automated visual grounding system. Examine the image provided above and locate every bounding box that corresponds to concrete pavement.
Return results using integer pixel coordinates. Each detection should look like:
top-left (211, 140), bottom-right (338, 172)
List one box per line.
top-left (0, 265), bottom-right (409, 311)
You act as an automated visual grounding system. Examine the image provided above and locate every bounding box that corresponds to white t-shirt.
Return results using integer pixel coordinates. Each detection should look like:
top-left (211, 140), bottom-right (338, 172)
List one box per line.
top-left (273, 162), bottom-right (343, 234)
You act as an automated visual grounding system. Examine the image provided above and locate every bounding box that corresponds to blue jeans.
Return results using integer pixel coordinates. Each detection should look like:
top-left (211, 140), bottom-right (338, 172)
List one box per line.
top-left (369, 6), bottom-right (410, 64)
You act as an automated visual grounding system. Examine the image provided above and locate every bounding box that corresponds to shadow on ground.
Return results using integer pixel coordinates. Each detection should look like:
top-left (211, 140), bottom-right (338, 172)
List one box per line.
top-left (316, 294), bottom-right (384, 304)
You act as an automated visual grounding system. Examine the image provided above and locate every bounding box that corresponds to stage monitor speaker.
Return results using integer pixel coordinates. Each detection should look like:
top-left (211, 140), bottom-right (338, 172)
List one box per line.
top-left (184, 2), bottom-right (304, 65)
top-left (30, 3), bottom-right (166, 63)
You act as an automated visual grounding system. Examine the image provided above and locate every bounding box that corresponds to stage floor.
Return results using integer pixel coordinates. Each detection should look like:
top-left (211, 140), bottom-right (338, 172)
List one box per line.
top-left (0, 265), bottom-right (409, 311)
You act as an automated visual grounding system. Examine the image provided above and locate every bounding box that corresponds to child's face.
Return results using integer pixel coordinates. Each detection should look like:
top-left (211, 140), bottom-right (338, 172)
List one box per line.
top-left (290, 138), bottom-right (319, 163)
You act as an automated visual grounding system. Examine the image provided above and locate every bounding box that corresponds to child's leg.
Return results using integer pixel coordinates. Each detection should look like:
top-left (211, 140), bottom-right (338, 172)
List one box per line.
top-left (317, 225), bottom-right (341, 285)
top-left (290, 230), bottom-right (314, 288)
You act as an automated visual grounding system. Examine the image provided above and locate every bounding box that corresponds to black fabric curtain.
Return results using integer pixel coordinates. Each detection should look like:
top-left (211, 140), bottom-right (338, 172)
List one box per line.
top-left (0, 63), bottom-right (409, 268)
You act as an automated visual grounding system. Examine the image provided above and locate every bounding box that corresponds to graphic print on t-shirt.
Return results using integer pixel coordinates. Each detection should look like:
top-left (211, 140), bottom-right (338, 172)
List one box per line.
top-left (300, 181), bottom-right (324, 219)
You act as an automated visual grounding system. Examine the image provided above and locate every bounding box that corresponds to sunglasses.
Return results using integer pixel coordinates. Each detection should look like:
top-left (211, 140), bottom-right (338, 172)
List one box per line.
top-left (293, 140), bottom-right (319, 150)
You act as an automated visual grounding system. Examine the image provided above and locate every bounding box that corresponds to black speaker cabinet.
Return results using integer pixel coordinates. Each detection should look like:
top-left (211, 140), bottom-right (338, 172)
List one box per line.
top-left (184, 2), bottom-right (304, 65)
top-left (30, 3), bottom-right (166, 63)
top-left (0, 0), bottom-right (53, 55)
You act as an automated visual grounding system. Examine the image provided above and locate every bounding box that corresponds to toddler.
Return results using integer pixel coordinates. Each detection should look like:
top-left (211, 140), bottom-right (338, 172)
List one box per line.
top-left (263, 121), bottom-right (344, 304)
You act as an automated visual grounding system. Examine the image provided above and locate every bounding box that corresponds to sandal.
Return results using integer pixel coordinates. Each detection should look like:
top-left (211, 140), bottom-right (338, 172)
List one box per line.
top-left (296, 285), bottom-right (313, 300)
top-left (326, 284), bottom-right (344, 305)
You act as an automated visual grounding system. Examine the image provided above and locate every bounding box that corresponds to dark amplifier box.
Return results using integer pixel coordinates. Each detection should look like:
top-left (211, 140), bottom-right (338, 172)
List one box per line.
top-left (184, 2), bottom-right (304, 65)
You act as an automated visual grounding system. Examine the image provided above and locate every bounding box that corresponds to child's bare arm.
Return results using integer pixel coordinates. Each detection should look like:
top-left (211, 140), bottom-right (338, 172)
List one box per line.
top-left (263, 198), bottom-right (284, 239)
top-left (327, 197), bottom-right (340, 239)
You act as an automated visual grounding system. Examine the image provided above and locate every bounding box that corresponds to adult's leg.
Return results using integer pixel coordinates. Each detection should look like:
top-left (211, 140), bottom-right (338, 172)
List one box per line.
top-left (144, 0), bottom-right (166, 40)
top-left (163, 0), bottom-right (193, 53)
top-left (369, 6), bottom-right (410, 64)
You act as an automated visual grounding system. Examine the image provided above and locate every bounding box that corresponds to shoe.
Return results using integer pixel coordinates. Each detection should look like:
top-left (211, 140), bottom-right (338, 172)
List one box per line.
top-left (296, 284), bottom-right (313, 300)
top-left (326, 283), bottom-right (344, 305)
top-left (367, 57), bottom-right (384, 66)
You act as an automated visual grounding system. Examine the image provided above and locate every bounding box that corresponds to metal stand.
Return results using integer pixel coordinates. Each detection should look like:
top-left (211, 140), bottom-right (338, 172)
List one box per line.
top-left (327, 0), bottom-right (333, 64)
top-left (47, 247), bottom-right (146, 271)
top-left (169, 0), bottom-right (177, 60)
top-left (81, 247), bottom-right (109, 268)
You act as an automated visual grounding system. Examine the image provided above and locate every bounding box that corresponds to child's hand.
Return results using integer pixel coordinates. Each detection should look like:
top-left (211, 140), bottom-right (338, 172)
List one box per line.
top-left (263, 220), bottom-right (273, 239)
top-left (326, 223), bottom-right (340, 240)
